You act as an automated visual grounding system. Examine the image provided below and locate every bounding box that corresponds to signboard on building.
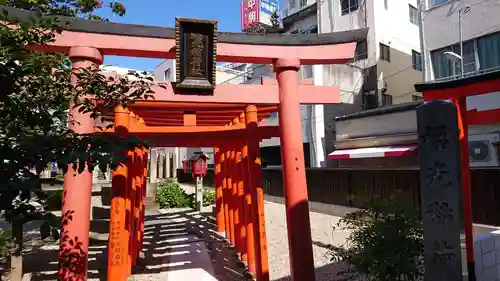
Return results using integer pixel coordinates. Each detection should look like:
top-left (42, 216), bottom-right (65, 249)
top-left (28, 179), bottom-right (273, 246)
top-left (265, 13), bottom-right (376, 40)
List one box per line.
top-left (259, 0), bottom-right (279, 27)
top-left (240, 0), bottom-right (278, 31)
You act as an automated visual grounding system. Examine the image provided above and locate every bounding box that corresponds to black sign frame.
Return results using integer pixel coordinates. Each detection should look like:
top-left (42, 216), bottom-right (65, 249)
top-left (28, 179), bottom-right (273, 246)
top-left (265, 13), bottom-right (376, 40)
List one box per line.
top-left (175, 18), bottom-right (218, 93)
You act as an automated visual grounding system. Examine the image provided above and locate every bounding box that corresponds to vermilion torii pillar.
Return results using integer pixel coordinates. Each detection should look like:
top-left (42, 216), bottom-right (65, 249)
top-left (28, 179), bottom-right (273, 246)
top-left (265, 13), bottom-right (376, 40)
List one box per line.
top-left (58, 46), bottom-right (102, 281)
top-left (275, 58), bottom-right (316, 280)
top-left (246, 105), bottom-right (270, 281)
top-left (108, 105), bottom-right (130, 281)
top-left (213, 147), bottom-right (226, 235)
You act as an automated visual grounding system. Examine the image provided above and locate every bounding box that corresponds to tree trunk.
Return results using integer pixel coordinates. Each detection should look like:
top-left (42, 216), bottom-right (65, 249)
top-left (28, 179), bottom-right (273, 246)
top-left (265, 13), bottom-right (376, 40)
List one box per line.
top-left (10, 218), bottom-right (23, 281)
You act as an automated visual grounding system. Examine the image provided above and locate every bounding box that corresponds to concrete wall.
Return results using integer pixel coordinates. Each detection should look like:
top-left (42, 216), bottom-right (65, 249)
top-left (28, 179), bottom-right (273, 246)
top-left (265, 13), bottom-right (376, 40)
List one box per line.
top-left (336, 109), bottom-right (418, 140)
top-left (474, 229), bottom-right (500, 281)
top-left (423, 0), bottom-right (500, 51)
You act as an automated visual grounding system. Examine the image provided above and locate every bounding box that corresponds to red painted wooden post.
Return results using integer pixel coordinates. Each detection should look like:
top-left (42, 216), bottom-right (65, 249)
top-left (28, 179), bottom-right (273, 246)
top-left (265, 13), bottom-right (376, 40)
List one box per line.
top-left (240, 113), bottom-right (256, 274)
top-left (228, 145), bottom-right (236, 247)
top-left (222, 148), bottom-right (231, 240)
top-left (139, 147), bottom-right (149, 252)
top-left (128, 115), bottom-right (139, 268)
top-left (245, 105), bottom-right (270, 281)
top-left (133, 147), bottom-right (143, 265)
top-left (214, 147), bottom-right (226, 234)
top-left (58, 46), bottom-right (102, 281)
top-left (232, 118), bottom-right (242, 254)
top-left (454, 97), bottom-right (476, 276)
top-left (125, 130), bottom-right (135, 277)
top-left (108, 105), bottom-right (130, 281)
top-left (275, 58), bottom-right (315, 281)
top-left (236, 142), bottom-right (247, 263)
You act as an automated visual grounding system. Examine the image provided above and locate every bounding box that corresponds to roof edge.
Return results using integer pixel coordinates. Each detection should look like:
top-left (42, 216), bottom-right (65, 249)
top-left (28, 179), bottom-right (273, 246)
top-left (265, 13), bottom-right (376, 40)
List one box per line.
top-left (1, 6), bottom-right (368, 46)
top-left (335, 101), bottom-right (423, 122)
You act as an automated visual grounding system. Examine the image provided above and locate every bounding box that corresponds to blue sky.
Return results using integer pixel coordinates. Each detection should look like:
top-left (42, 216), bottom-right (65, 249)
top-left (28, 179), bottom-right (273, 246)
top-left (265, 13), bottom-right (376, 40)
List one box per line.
top-left (99, 0), bottom-right (249, 72)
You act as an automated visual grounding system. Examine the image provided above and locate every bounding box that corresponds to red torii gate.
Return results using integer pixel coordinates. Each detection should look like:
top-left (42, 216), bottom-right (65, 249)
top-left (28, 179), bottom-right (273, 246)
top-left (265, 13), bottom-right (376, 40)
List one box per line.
top-left (415, 70), bottom-right (500, 280)
top-left (4, 6), bottom-right (368, 281)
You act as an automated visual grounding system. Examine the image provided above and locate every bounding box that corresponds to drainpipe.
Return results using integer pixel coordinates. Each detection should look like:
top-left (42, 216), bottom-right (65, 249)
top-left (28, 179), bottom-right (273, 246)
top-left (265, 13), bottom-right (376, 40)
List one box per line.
top-left (309, 2), bottom-right (326, 168)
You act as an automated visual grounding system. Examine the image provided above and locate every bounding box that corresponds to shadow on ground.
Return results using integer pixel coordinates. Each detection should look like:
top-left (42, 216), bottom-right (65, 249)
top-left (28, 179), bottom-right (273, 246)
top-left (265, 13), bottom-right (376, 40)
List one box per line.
top-left (135, 209), bottom-right (253, 281)
top-left (13, 207), bottom-right (252, 281)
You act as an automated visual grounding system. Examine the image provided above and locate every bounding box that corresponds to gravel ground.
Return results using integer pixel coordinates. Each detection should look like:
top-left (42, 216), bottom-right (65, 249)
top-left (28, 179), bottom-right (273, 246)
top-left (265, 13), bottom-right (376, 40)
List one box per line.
top-left (263, 201), bottom-right (351, 281)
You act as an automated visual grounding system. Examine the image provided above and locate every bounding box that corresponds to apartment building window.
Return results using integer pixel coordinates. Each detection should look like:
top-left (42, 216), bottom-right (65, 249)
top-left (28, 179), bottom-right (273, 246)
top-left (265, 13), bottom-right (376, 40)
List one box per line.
top-left (430, 0), bottom-right (450, 7)
top-left (381, 94), bottom-right (393, 106)
top-left (380, 43), bottom-right (391, 62)
top-left (412, 50), bottom-right (422, 71)
top-left (409, 4), bottom-right (419, 25)
top-left (300, 0), bottom-right (307, 8)
top-left (412, 94), bottom-right (423, 101)
top-left (340, 0), bottom-right (359, 15)
top-left (477, 32), bottom-right (500, 71)
top-left (164, 68), bottom-right (171, 81)
top-left (363, 90), bottom-right (378, 110)
top-left (430, 32), bottom-right (500, 80)
top-left (355, 40), bottom-right (368, 60)
top-left (289, 0), bottom-right (297, 11)
top-left (299, 65), bottom-right (313, 79)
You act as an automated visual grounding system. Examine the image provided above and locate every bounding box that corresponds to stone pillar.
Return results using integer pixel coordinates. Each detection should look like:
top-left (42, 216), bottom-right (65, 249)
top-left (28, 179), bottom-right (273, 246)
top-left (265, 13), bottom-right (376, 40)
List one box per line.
top-left (59, 46), bottom-right (102, 281)
top-left (174, 147), bottom-right (180, 178)
top-left (158, 153), bottom-right (164, 181)
top-left (195, 176), bottom-right (203, 211)
top-left (417, 100), bottom-right (463, 281)
top-left (275, 58), bottom-right (315, 281)
top-left (149, 148), bottom-right (158, 183)
top-left (166, 153), bottom-right (171, 178)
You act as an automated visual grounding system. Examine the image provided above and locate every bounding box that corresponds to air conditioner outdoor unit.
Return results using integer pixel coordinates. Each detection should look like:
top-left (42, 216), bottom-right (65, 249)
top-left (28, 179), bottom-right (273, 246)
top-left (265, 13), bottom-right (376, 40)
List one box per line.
top-left (468, 133), bottom-right (500, 167)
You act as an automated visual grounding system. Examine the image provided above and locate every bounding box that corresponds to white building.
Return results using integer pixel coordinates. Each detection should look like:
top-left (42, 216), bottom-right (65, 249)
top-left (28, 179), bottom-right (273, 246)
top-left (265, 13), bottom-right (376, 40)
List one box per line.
top-left (422, 0), bottom-right (500, 126)
top-left (326, 0), bottom-right (500, 169)
top-left (420, 0), bottom-right (500, 166)
top-left (279, 0), bottom-right (424, 166)
top-left (100, 65), bottom-right (154, 80)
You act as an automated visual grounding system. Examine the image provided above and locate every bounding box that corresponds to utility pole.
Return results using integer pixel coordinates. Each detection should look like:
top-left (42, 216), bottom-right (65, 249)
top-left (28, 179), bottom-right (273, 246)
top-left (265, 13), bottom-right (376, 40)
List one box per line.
top-left (458, 5), bottom-right (471, 78)
top-left (418, 0), bottom-right (427, 82)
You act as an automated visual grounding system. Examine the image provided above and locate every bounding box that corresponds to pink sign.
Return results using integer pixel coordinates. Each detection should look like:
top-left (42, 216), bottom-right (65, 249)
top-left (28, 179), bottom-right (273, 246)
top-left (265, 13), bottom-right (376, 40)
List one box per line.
top-left (241, 0), bottom-right (260, 31)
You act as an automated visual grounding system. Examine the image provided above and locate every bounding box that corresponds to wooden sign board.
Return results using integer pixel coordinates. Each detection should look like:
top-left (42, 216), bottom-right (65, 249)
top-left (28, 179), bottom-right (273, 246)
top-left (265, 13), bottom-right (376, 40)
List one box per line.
top-left (175, 18), bottom-right (218, 93)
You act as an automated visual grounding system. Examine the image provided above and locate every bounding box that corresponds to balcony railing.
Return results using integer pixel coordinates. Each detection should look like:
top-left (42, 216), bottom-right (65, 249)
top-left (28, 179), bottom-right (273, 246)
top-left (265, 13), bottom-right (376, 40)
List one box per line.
top-left (432, 65), bottom-right (500, 83)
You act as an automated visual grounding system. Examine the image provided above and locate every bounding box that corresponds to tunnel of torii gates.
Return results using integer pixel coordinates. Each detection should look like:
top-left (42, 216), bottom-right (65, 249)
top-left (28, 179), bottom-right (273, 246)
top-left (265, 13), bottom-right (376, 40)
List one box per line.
top-left (3, 6), bottom-right (367, 281)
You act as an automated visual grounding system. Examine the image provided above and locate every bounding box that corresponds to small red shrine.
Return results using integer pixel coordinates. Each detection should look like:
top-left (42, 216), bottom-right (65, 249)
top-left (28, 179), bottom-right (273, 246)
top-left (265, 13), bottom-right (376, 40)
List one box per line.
top-left (184, 152), bottom-right (210, 178)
